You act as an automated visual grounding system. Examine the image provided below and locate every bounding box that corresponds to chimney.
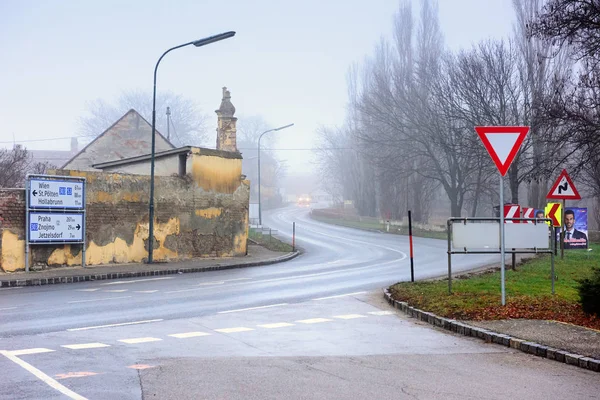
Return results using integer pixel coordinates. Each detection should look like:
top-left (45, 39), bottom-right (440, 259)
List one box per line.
top-left (70, 137), bottom-right (78, 153)
top-left (215, 87), bottom-right (238, 152)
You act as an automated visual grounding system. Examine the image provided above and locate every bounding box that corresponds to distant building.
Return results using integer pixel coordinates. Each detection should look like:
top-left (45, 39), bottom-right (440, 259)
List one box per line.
top-left (30, 137), bottom-right (79, 168)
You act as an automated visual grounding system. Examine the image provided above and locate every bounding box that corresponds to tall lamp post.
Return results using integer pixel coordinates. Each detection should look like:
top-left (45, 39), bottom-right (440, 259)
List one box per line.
top-left (148, 31), bottom-right (235, 263)
top-left (258, 123), bottom-right (294, 226)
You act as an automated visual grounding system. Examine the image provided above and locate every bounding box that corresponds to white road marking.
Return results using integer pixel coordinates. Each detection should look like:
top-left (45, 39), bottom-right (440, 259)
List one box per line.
top-left (295, 318), bottom-right (333, 324)
top-left (312, 292), bottom-right (367, 301)
top-left (0, 350), bottom-right (88, 400)
top-left (334, 314), bottom-right (367, 320)
top-left (118, 337), bottom-right (162, 344)
top-left (75, 289), bottom-right (99, 292)
top-left (102, 289), bottom-right (128, 293)
top-left (214, 327), bottom-right (255, 333)
top-left (61, 343), bottom-right (111, 350)
top-left (198, 278), bottom-right (252, 286)
top-left (100, 277), bottom-right (173, 285)
top-left (134, 290), bottom-right (158, 293)
top-left (218, 303), bottom-right (288, 314)
top-left (168, 332), bottom-right (211, 339)
top-left (9, 348), bottom-right (55, 356)
top-left (0, 287), bottom-right (23, 291)
top-left (128, 364), bottom-right (155, 370)
top-left (67, 296), bottom-right (132, 304)
top-left (257, 322), bottom-right (295, 329)
top-left (368, 311), bottom-right (394, 316)
top-left (0, 307), bottom-right (18, 311)
top-left (67, 319), bottom-right (163, 332)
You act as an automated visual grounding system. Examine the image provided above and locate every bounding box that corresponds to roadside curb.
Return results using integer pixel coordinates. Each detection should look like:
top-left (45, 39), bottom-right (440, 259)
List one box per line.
top-left (0, 251), bottom-right (300, 288)
top-left (383, 289), bottom-right (600, 373)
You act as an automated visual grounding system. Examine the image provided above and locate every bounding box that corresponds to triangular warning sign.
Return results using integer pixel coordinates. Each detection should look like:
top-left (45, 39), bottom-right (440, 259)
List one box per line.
top-left (546, 169), bottom-right (581, 200)
top-left (475, 126), bottom-right (529, 176)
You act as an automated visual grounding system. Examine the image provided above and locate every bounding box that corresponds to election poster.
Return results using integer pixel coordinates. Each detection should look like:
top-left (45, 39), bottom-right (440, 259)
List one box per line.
top-left (556, 207), bottom-right (589, 250)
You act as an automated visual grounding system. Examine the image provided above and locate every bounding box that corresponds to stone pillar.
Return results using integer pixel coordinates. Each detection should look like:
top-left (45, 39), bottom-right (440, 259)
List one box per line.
top-left (215, 87), bottom-right (238, 152)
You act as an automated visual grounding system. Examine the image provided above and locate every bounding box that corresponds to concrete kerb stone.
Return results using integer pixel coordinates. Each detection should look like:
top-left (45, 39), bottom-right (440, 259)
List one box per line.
top-left (383, 289), bottom-right (600, 373)
top-left (0, 251), bottom-right (300, 288)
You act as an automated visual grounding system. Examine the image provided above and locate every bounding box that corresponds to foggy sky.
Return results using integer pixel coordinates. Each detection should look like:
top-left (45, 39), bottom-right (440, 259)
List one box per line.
top-left (0, 0), bottom-right (515, 172)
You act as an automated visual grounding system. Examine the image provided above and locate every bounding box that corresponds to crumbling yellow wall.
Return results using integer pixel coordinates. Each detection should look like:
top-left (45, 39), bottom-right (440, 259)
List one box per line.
top-left (0, 166), bottom-right (249, 272)
top-left (191, 153), bottom-right (242, 194)
top-left (1, 231), bottom-right (25, 273)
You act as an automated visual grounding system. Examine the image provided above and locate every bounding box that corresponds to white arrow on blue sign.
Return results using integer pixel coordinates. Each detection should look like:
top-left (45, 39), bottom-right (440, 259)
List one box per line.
top-left (28, 179), bottom-right (85, 209)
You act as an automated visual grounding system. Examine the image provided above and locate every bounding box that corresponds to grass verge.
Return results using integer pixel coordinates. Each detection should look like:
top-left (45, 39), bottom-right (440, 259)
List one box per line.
top-left (248, 229), bottom-right (294, 253)
top-left (310, 214), bottom-right (447, 240)
top-left (389, 244), bottom-right (600, 329)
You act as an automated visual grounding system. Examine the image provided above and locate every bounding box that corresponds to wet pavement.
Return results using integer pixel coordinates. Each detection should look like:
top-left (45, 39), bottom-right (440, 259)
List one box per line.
top-left (1, 206), bottom-right (597, 399)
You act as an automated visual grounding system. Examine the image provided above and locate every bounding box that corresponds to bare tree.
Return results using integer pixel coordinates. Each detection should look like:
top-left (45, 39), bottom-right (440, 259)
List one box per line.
top-left (236, 115), bottom-right (286, 206)
top-left (78, 89), bottom-right (209, 147)
top-left (529, 0), bottom-right (600, 210)
top-left (0, 146), bottom-right (54, 188)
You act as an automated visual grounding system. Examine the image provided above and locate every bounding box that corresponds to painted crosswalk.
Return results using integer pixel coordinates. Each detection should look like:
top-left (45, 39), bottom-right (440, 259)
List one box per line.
top-left (4, 309), bottom-right (396, 357)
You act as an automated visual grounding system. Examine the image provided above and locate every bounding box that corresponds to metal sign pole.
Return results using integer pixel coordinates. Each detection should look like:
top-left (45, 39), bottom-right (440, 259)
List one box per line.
top-left (447, 219), bottom-right (452, 294)
top-left (499, 174), bottom-right (506, 306)
top-left (551, 224), bottom-right (555, 295)
top-left (25, 178), bottom-right (30, 273)
top-left (408, 210), bottom-right (415, 282)
top-left (560, 199), bottom-right (565, 259)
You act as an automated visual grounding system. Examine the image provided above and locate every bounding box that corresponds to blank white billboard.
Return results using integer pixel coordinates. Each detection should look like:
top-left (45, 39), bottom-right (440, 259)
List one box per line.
top-left (452, 221), bottom-right (549, 250)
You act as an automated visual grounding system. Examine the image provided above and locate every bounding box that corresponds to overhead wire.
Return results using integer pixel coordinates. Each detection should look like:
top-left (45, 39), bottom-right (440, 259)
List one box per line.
top-left (0, 134), bottom-right (357, 151)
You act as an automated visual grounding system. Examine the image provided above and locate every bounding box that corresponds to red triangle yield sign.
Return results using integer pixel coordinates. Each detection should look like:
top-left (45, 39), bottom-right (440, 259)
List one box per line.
top-left (546, 169), bottom-right (582, 200)
top-left (475, 126), bottom-right (529, 176)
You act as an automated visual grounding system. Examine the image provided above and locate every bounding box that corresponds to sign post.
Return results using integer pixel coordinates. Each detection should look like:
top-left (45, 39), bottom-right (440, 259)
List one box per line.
top-left (546, 169), bottom-right (581, 259)
top-left (475, 126), bottom-right (529, 306)
top-left (25, 175), bottom-right (86, 272)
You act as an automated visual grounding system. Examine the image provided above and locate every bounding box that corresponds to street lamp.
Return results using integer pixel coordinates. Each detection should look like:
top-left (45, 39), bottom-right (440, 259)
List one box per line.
top-left (148, 31), bottom-right (235, 264)
top-left (258, 123), bottom-right (294, 225)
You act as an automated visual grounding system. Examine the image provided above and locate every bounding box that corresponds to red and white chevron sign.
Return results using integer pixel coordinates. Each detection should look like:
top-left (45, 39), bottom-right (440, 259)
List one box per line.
top-left (504, 204), bottom-right (521, 223)
top-left (522, 207), bottom-right (534, 223)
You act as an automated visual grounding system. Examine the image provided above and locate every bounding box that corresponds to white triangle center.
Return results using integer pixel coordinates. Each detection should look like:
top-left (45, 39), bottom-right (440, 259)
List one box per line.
top-left (552, 177), bottom-right (575, 196)
top-left (485, 133), bottom-right (521, 164)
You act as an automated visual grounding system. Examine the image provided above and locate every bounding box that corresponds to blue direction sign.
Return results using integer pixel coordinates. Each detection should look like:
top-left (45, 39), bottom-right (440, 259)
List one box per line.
top-left (28, 212), bottom-right (84, 243)
top-left (28, 178), bottom-right (85, 209)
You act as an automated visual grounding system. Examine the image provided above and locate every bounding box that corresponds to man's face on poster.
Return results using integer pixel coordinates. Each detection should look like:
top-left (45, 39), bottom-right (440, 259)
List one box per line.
top-left (565, 213), bottom-right (575, 230)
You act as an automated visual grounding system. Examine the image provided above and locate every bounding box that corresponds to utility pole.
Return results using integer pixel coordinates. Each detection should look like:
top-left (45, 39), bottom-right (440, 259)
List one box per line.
top-left (166, 106), bottom-right (171, 141)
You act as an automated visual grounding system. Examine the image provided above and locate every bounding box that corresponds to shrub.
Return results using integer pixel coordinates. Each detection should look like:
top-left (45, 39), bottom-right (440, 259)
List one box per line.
top-left (577, 268), bottom-right (600, 316)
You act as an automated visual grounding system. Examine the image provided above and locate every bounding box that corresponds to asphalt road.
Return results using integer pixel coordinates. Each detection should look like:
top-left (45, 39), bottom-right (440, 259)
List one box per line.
top-left (0, 205), bottom-right (499, 338)
top-left (1, 206), bottom-right (598, 399)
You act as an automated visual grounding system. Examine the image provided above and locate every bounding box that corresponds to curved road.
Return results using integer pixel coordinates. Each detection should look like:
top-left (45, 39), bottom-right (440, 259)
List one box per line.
top-left (0, 205), bottom-right (498, 338)
top-left (1, 205), bottom-right (597, 400)
top-left (265, 205), bottom-right (501, 285)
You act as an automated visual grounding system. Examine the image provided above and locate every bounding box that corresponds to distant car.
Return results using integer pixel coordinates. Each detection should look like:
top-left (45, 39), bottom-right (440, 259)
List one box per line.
top-left (297, 196), bottom-right (312, 207)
